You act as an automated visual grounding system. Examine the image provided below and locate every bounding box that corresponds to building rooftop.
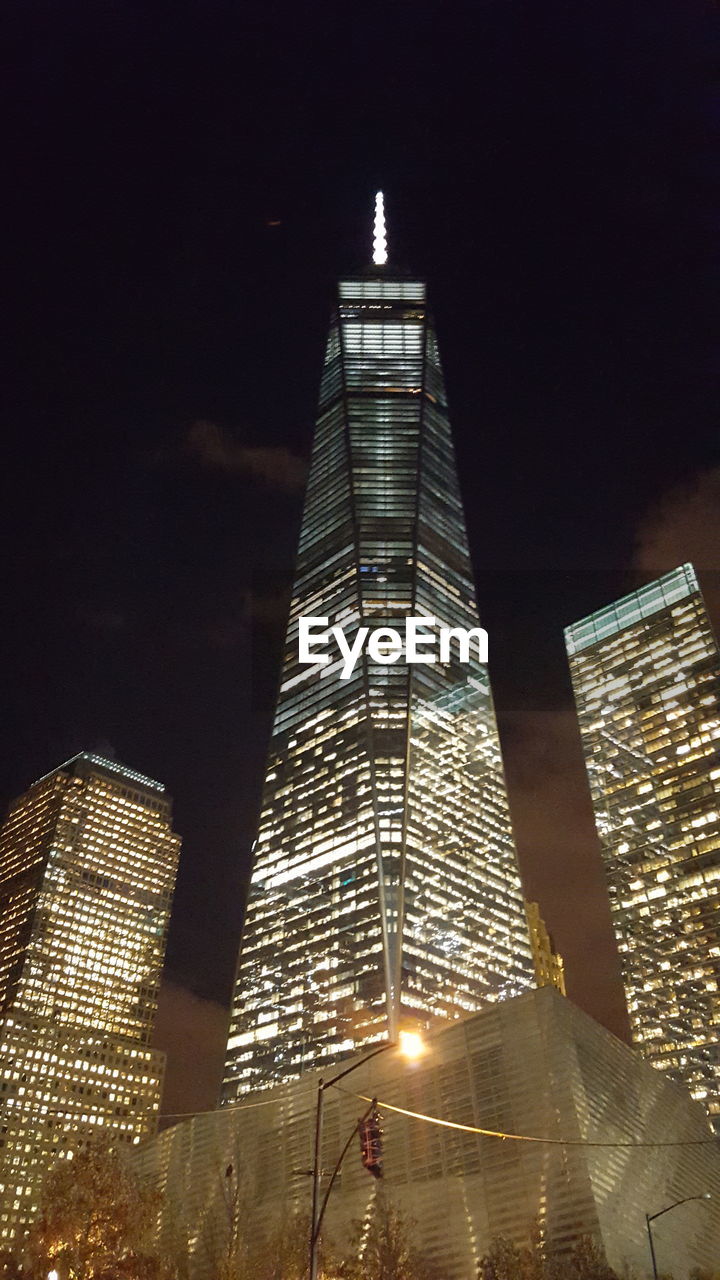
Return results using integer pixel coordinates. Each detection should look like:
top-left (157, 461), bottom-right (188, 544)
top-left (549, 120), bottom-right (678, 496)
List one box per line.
top-left (34, 751), bottom-right (166, 794)
top-left (564, 563), bottom-right (699, 655)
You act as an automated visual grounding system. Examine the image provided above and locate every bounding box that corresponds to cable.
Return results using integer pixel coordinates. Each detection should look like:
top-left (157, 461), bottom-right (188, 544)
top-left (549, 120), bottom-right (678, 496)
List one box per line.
top-left (159, 1097), bottom-right (279, 1120)
top-left (335, 1086), bottom-right (718, 1149)
top-left (159, 1087), bottom-right (718, 1148)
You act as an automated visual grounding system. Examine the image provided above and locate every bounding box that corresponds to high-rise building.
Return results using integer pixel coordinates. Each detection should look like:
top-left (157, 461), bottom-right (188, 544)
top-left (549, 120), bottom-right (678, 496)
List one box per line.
top-left (565, 564), bottom-right (720, 1131)
top-left (222, 195), bottom-right (533, 1102)
top-left (0, 751), bottom-right (181, 1242)
top-left (525, 901), bottom-right (566, 996)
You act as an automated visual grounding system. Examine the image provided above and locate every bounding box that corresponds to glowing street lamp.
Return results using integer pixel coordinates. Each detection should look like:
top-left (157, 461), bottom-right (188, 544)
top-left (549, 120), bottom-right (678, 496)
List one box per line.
top-left (398, 1029), bottom-right (425, 1061)
top-left (309, 1032), bottom-right (425, 1280)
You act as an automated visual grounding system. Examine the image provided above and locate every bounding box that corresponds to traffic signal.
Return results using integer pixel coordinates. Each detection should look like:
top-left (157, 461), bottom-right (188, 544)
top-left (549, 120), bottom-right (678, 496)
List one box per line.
top-left (358, 1103), bottom-right (383, 1178)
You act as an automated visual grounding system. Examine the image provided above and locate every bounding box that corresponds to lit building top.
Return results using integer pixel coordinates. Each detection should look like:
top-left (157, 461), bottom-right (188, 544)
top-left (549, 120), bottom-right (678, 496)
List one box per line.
top-left (565, 563), bottom-right (699, 655)
top-left (525, 900), bottom-right (566, 997)
top-left (337, 278), bottom-right (426, 300)
top-left (33, 751), bottom-right (167, 793)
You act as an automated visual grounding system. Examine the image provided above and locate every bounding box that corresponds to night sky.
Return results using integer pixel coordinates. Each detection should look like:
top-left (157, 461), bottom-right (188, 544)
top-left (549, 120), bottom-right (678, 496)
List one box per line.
top-left (4, 0), bottom-right (717, 1118)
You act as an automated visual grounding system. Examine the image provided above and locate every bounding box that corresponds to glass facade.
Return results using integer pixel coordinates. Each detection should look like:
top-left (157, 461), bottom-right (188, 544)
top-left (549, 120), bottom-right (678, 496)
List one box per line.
top-left (0, 752), bottom-right (181, 1242)
top-left (222, 268), bottom-right (533, 1101)
top-left (565, 565), bottom-right (720, 1131)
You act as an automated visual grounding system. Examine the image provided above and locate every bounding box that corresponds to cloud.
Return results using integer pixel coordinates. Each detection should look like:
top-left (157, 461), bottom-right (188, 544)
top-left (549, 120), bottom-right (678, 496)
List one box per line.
top-left (184, 420), bottom-right (307, 490)
top-left (632, 465), bottom-right (720, 630)
top-left (152, 981), bottom-right (229, 1125)
top-left (633, 466), bottom-right (720, 574)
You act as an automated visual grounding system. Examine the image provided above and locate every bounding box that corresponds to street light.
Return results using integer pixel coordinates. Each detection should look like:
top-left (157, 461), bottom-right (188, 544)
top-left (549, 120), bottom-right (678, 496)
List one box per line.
top-left (397, 1029), bottom-right (425, 1061)
top-left (645, 1193), bottom-right (712, 1280)
top-left (308, 1033), bottom-right (425, 1280)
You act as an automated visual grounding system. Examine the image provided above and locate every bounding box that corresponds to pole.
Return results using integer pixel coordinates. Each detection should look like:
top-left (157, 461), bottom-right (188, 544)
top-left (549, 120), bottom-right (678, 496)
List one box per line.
top-left (314, 1101), bottom-right (375, 1248)
top-left (645, 1214), bottom-right (658, 1280)
top-left (309, 1078), bottom-right (324, 1280)
top-left (307, 1039), bottom-right (413, 1278)
top-left (644, 1195), bottom-right (711, 1279)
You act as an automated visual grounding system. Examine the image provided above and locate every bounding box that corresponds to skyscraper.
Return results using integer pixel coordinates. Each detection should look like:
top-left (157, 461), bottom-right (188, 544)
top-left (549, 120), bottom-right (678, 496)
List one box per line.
top-left (0, 751), bottom-right (181, 1241)
top-left (222, 196), bottom-right (533, 1101)
top-left (565, 564), bottom-right (720, 1131)
top-left (525, 900), bottom-right (566, 996)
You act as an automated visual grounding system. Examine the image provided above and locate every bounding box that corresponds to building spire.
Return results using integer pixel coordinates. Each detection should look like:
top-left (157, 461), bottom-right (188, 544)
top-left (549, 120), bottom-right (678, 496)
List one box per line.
top-left (372, 190), bottom-right (388, 266)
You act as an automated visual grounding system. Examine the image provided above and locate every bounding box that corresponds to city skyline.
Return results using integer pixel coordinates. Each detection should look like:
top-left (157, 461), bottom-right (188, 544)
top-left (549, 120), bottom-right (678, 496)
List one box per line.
top-left (3, 0), bottom-right (715, 1117)
top-left (222, 223), bottom-right (534, 1099)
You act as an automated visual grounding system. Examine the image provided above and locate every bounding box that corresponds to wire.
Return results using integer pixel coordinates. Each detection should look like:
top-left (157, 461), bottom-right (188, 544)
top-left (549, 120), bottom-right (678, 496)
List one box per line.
top-left (336, 1087), bottom-right (718, 1149)
top-left (159, 1097), bottom-right (279, 1120)
top-left (159, 1086), bottom-right (718, 1148)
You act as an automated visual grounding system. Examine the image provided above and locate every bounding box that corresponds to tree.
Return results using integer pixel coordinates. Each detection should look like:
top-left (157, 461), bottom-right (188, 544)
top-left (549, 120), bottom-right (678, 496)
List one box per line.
top-left (478, 1230), bottom-right (625, 1280)
top-left (219, 1202), bottom-right (335, 1280)
top-left (339, 1193), bottom-right (439, 1280)
top-left (478, 1234), bottom-right (570, 1280)
top-left (24, 1143), bottom-right (174, 1280)
top-left (479, 1237), bottom-right (531, 1280)
top-left (264, 1211), bottom-right (318, 1280)
top-left (218, 1156), bottom-right (326, 1280)
top-left (567, 1237), bottom-right (619, 1280)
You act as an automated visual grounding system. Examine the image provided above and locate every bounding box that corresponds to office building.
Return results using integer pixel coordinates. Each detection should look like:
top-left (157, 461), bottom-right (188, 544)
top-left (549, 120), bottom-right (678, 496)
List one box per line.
top-left (222, 195), bottom-right (533, 1101)
top-left (0, 752), bottom-right (181, 1242)
top-left (525, 901), bottom-right (566, 996)
top-left (565, 564), bottom-right (720, 1131)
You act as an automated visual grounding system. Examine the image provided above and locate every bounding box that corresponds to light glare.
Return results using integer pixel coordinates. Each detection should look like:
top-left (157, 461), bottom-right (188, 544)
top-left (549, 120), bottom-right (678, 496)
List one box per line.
top-left (398, 1030), bottom-right (425, 1060)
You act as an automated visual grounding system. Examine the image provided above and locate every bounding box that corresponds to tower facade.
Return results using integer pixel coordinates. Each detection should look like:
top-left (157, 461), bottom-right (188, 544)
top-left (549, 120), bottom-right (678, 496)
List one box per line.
top-left (0, 752), bottom-right (181, 1242)
top-left (222, 205), bottom-right (533, 1101)
top-left (525, 901), bottom-right (566, 996)
top-left (565, 564), bottom-right (720, 1132)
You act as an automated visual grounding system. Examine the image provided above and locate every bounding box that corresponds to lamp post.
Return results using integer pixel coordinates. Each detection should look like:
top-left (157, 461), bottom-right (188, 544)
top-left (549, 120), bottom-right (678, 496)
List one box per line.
top-left (308, 1030), bottom-right (424, 1280)
top-left (645, 1193), bottom-right (712, 1279)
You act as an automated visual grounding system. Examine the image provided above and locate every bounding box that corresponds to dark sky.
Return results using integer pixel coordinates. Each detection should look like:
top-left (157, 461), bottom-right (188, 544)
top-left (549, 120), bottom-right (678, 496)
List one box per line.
top-left (3, 0), bottom-right (717, 1114)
